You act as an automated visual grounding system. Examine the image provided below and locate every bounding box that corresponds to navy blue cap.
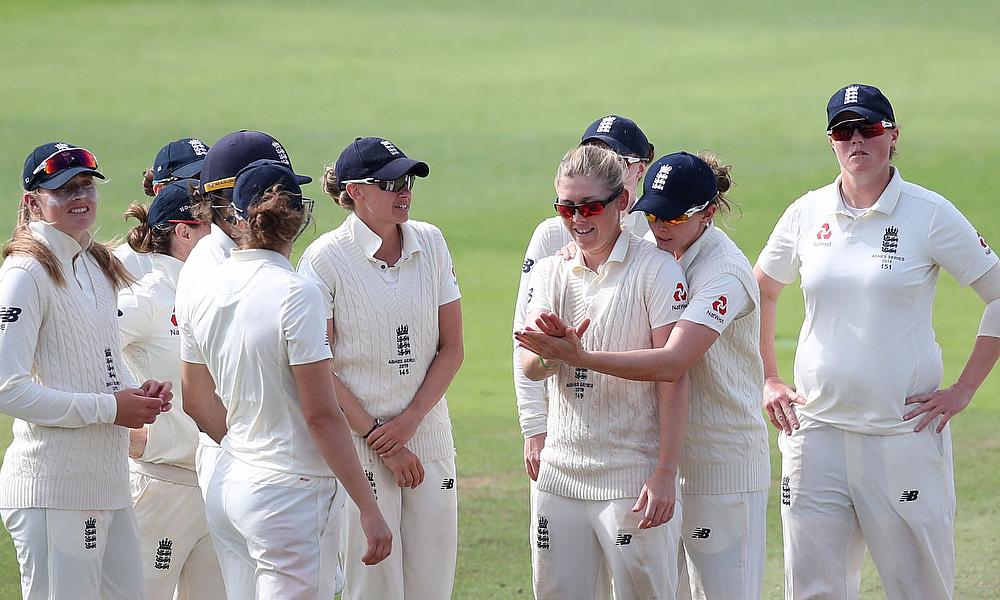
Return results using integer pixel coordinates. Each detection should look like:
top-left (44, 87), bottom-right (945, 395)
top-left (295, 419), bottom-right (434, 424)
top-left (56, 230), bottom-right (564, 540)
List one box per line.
top-left (580, 115), bottom-right (652, 159)
top-left (22, 142), bottom-right (105, 191)
top-left (334, 137), bottom-right (429, 191)
top-left (147, 179), bottom-right (201, 227)
top-left (827, 84), bottom-right (895, 128)
top-left (232, 159), bottom-right (307, 214)
top-left (152, 138), bottom-right (210, 183)
top-left (631, 152), bottom-right (717, 220)
top-left (200, 130), bottom-right (311, 194)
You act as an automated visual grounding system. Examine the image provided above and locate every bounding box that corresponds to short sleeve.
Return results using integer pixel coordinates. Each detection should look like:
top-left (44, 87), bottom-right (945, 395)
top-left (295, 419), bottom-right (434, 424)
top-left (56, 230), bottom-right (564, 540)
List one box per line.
top-left (282, 277), bottom-right (334, 366)
top-left (647, 256), bottom-right (689, 329)
top-left (756, 201), bottom-right (802, 284)
top-left (177, 296), bottom-right (205, 365)
top-left (524, 258), bottom-right (557, 317)
top-left (116, 286), bottom-right (150, 349)
top-left (433, 230), bottom-right (461, 306)
top-left (679, 272), bottom-right (753, 334)
top-left (297, 249), bottom-right (335, 320)
top-left (928, 201), bottom-right (999, 286)
top-left (515, 219), bottom-right (569, 329)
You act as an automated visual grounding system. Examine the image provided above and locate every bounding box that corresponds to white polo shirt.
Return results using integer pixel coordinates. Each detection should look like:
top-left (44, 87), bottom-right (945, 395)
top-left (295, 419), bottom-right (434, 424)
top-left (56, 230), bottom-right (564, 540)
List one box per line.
top-left (177, 249), bottom-right (334, 477)
top-left (513, 214), bottom-right (649, 438)
top-left (757, 168), bottom-right (998, 434)
top-left (118, 252), bottom-right (199, 472)
top-left (114, 243), bottom-right (154, 280)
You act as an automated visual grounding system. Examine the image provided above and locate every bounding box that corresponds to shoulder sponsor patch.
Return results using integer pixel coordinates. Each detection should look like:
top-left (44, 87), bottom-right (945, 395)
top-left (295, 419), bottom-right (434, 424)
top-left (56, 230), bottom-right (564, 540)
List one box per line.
top-left (0, 306), bottom-right (22, 331)
top-left (522, 258), bottom-right (535, 273)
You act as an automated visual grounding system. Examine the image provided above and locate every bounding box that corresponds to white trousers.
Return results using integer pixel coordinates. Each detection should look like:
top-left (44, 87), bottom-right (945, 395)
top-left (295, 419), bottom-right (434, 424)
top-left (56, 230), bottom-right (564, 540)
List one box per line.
top-left (194, 437), bottom-right (223, 503)
top-left (676, 490), bottom-right (768, 600)
top-left (531, 489), bottom-right (682, 600)
top-left (204, 451), bottom-right (346, 600)
top-left (342, 456), bottom-right (458, 600)
top-left (130, 471), bottom-right (225, 600)
top-left (779, 422), bottom-right (955, 600)
top-left (1, 506), bottom-right (144, 600)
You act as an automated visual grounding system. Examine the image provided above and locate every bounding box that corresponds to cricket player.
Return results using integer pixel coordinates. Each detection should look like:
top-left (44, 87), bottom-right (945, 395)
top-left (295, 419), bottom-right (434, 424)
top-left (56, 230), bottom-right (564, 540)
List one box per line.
top-left (519, 144), bottom-right (688, 600)
top-left (755, 83), bottom-right (1000, 599)
top-left (117, 180), bottom-right (225, 599)
top-left (517, 151), bottom-right (771, 599)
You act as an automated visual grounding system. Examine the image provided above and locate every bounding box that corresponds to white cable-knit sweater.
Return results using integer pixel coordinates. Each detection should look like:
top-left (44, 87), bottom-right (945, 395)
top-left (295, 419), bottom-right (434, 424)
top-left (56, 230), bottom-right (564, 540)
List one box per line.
top-left (0, 222), bottom-right (132, 510)
top-left (298, 214), bottom-right (460, 464)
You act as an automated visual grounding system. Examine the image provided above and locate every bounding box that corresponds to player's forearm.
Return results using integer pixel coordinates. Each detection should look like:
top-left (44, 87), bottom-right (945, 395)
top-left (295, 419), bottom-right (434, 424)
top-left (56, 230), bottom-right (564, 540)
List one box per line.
top-left (184, 393), bottom-right (227, 444)
top-left (308, 413), bottom-right (379, 512)
top-left (0, 376), bottom-right (117, 428)
top-left (575, 347), bottom-right (686, 382)
top-left (514, 347), bottom-right (548, 437)
top-left (403, 342), bottom-right (463, 422)
top-left (755, 267), bottom-right (784, 380)
top-left (655, 374), bottom-right (689, 476)
top-left (332, 374), bottom-right (376, 436)
top-left (953, 335), bottom-right (1000, 398)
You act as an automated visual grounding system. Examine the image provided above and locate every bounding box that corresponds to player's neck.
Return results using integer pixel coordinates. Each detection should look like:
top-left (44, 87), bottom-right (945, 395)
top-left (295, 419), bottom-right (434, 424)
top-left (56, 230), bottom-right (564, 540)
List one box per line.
top-left (370, 223), bottom-right (403, 266)
top-left (839, 167), bottom-right (893, 209)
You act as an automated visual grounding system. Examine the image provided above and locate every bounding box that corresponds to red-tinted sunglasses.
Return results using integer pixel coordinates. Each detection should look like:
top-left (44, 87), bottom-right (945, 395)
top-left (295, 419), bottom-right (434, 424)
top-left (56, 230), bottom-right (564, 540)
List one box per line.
top-left (553, 187), bottom-right (623, 219)
top-left (31, 148), bottom-right (99, 180)
top-left (827, 120), bottom-right (895, 142)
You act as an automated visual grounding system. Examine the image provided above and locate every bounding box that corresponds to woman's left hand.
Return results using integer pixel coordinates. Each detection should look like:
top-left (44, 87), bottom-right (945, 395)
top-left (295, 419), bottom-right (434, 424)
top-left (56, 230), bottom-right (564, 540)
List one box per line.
top-left (904, 383), bottom-right (974, 433)
top-left (632, 468), bottom-right (677, 529)
top-left (140, 379), bottom-right (173, 412)
top-left (367, 411), bottom-right (420, 458)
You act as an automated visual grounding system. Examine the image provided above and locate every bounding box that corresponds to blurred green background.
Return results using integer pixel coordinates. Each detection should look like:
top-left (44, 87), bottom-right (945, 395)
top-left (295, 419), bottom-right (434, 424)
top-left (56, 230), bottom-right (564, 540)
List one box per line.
top-left (1, 1), bottom-right (998, 597)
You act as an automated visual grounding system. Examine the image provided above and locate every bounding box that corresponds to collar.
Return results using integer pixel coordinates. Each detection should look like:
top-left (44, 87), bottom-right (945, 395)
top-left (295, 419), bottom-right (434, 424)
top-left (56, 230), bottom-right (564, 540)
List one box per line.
top-left (678, 222), bottom-right (714, 270)
top-left (229, 248), bottom-right (293, 271)
top-left (27, 221), bottom-right (92, 262)
top-left (208, 223), bottom-right (238, 252)
top-left (571, 229), bottom-right (629, 274)
top-left (833, 167), bottom-right (903, 216)
top-left (149, 252), bottom-right (184, 287)
top-left (346, 213), bottom-right (422, 262)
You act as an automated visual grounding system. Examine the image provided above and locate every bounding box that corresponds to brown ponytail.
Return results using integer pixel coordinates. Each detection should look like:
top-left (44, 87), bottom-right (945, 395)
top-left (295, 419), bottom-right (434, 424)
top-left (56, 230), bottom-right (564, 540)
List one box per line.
top-left (123, 203), bottom-right (173, 255)
top-left (322, 163), bottom-right (355, 211)
top-left (697, 150), bottom-right (738, 216)
top-left (141, 168), bottom-right (156, 197)
top-left (241, 187), bottom-right (306, 251)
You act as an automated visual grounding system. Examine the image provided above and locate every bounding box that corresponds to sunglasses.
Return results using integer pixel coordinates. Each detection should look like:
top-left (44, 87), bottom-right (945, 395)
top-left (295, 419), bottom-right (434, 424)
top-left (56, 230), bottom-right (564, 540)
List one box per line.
top-left (341, 174), bottom-right (416, 193)
top-left (827, 119), bottom-right (895, 142)
top-left (644, 199), bottom-right (712, 226)
top-left (30, 148), bottom-right (98, 185)
top-left (553, 187), bottom-right (624, 219)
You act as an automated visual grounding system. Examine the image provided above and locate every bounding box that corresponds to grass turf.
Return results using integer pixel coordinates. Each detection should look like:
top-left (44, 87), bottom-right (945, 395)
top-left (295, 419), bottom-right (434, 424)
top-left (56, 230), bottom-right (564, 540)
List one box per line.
top-left (0, 1), bottom-right (998, 597)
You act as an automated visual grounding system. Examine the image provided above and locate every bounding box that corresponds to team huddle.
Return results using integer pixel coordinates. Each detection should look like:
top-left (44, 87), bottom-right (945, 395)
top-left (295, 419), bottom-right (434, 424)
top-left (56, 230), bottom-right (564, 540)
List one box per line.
top-left (0, 82), bottom-right (997, 600)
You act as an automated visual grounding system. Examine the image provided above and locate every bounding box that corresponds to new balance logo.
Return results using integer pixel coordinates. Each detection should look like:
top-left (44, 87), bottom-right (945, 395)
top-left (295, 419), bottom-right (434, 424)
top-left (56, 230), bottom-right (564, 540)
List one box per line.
top-left (691, 528), bottom-right (711, 539)
top-left (84, 518), bottom-right (97, 550)
top-left (596, 116), bottom-right (616, 134)
top-left (381, 140), bottom-right (400, 155)
top-left (650, 165), bottom-right (672, 191)
top-left (154, 538), bottom-right (173, 570)
top-left (615, 532), bottom-right (632, 546)
top-left (365, 469), bottom-right (378, 501)
top-left (882, 226), bottom-right (899, 254)
top-left (899, 490), bottom-right (920, 502)
top-left (844, 85), bottom-right (860, 104)
top-left (781, 476), bottom-right (791, 506)
top-left (441, 478), bottom-right (455, 490)
top-left (536, 516), bottom-right (550, 549)
top-left (0, 306), bottom-right (21, 331)
top-left (522, 257), bottom-right (535, 273)
top-left (187, 139), bottom-right (208, 156)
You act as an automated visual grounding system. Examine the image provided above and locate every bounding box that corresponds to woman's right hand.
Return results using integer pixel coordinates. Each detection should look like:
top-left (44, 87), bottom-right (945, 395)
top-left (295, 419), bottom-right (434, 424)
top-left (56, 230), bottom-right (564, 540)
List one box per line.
top-left (383, 447), bottom-right (425, 489)
top-left (113, 389), bottom-right (166, 429)
top-left (763, 377), bottom-right (806, 434)
top-left (523, 432), bottom-right (546, 481)
top-left (358, 506), bottom-right (393, 565)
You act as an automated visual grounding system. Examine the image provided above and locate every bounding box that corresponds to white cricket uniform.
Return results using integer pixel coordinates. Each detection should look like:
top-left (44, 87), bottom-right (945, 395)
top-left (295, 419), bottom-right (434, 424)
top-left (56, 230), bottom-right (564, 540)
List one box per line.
top-left (175, 224), bottom-right (236, 499)
top-left (118, 252), bottom-right (224, 600)
top-left (114, 242), bottom-right (154, 280)
top-left (757, 168), bottom-right (999, 599)
top-left (177, 248), bottom-right (341, 599)
top-left (524, 232), bottom-right (688, 600)
top-left (647, 225), bottom-right (770, 600)
top-left (0, 222), bottom-right (142, 600)
top-left (298, 213), bottom-right (461, 600)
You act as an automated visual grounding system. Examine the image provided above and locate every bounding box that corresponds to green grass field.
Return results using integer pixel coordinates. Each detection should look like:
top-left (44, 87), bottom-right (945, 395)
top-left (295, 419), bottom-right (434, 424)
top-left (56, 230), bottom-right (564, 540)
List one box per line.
top-left (1, 1), bottom-right (999, 598)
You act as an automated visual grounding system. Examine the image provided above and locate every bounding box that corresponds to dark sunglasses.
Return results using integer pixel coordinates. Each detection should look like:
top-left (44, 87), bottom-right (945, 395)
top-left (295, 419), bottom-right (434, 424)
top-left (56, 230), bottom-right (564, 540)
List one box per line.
top-left (827, 120), bottom-right (895, 142)
top-left (341, 174), bottom-right (415, 193)
top-left (30, 148), bottom-right (98, 183)
top-left (553, 187), bottom-right (623, 219)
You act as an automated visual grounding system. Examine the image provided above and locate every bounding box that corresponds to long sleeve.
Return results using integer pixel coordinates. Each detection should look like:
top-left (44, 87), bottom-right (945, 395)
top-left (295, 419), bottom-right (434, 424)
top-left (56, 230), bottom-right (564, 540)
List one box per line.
top-left (0, 265), bottom-right (117, 427)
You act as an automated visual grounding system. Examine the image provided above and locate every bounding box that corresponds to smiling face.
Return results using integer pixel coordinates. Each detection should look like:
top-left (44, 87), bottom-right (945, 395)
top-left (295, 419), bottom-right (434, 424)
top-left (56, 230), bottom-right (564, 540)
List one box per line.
top-left (830, 114), bottom-right (899, 178)
top-left (555, 175), bottom-right (627, 266)
top-left (648, 204), bottom-right (716, 258)
top-left (24, 174), bottom-right (99, 242)
top-left (349, 182), bottom-right (413, 229)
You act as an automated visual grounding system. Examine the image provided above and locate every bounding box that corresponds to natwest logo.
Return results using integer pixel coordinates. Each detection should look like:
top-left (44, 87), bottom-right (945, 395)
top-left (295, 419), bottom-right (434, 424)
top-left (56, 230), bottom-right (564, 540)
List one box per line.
top-left (712, 295), bottom-right (728, 315)
top-left (816, 223), bottom-right (832, 240)
top-left (673, 283), bottom-right (687, 302)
